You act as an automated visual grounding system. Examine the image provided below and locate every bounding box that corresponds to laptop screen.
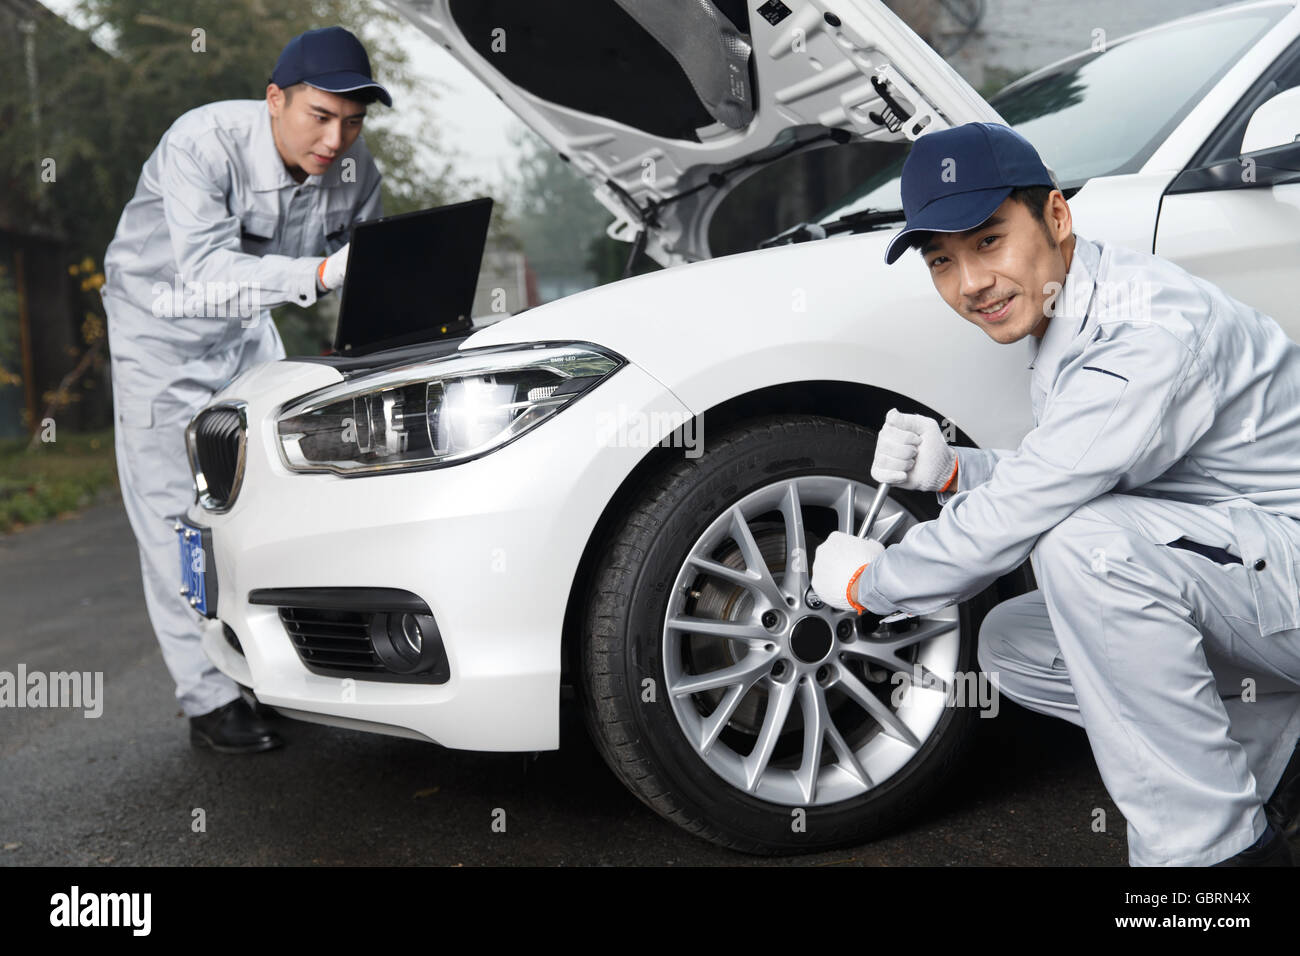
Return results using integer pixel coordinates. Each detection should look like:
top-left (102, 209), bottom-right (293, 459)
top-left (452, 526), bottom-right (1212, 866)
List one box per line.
top-left (332, 197), bottom-right (494, 356)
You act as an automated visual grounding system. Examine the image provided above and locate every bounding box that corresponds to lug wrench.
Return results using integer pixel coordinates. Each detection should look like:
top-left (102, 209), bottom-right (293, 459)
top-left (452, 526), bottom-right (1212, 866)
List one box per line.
top-left (856, 480), bottom-right (892, 539)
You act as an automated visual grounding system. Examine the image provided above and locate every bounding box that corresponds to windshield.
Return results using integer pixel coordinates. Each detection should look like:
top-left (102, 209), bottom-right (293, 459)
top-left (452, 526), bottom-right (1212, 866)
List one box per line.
top-left (813, 5), bottom-right (1285, 223)
top-left (706, 3), bottom-right (1285, 256)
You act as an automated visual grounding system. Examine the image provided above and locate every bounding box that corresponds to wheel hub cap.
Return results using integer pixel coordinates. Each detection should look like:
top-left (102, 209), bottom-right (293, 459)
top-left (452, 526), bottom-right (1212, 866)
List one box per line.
top-left (789, 616), bottom-right (833, 663)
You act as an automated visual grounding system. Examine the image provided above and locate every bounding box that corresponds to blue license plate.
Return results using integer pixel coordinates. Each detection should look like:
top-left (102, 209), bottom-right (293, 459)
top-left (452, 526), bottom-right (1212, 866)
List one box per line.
top-left (176, 520), bottom-right (212, 617)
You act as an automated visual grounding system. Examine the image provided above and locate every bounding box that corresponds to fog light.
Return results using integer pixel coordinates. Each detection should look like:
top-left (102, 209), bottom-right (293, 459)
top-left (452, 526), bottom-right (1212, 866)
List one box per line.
top-left (369, 611), bottom-right (439, 674)
top-left (400, 613), bottom-right (422, 656)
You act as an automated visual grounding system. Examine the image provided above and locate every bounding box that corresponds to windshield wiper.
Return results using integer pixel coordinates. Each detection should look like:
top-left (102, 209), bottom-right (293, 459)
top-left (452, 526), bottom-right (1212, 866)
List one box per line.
top-left (758, 207), bottom-right (907, 248)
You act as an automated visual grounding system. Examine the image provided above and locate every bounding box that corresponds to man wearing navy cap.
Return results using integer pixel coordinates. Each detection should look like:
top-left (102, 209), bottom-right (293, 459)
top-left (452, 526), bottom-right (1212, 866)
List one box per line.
top-left (812, 121), bottom-right (1300, 866)
top-left (101, 27), bottom-right (391, 753)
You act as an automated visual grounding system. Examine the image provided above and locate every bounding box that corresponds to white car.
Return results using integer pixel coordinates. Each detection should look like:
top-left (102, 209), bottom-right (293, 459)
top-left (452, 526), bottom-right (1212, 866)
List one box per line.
top-left (179, 0), bottom-right (1300, 854)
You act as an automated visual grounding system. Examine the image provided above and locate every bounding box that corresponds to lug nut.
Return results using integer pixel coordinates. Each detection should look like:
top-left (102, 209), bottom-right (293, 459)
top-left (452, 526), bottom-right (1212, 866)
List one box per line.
top-left (761, 610), bottom-right (779, 629)
top-left (836, 619), bottom-right (854, 639)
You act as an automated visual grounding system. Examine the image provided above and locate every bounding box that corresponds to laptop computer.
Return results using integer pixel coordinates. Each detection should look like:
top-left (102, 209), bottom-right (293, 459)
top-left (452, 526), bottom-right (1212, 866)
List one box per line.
top-left (331, 197), bottom-right (494, 356)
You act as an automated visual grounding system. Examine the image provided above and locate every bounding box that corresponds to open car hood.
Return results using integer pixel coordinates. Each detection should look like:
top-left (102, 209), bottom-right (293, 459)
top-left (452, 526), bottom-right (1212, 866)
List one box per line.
top-left (382, 0), bottom-right (1006, 265)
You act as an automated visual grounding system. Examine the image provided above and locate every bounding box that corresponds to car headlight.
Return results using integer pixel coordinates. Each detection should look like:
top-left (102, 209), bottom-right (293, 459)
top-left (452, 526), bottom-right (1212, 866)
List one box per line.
top-left (276, 342), bottom-right (624, 475)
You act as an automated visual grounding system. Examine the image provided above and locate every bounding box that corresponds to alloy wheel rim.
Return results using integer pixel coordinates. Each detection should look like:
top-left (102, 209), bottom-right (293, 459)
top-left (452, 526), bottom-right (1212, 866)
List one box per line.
top-left (662, 475), bottom-right (961, 807)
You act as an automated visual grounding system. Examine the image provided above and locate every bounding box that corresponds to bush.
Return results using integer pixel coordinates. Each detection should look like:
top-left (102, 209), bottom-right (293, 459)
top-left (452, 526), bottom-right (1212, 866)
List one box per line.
top-left (0, 430), bottom-right (118, 534)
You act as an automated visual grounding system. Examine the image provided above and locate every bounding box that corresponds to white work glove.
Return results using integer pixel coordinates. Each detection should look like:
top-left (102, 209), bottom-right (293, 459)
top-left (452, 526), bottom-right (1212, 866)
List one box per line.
top-left (317, 242), bottom-right (350, 291)
top-left (871, 408), bottom-right (958, 492)
top-left (812, 532), bottom-right (885, 612)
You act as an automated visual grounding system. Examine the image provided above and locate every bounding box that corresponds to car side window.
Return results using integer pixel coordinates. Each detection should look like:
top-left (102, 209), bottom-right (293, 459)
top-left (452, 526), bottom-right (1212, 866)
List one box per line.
top-left (1190, 36), bottom-right (1300, 167)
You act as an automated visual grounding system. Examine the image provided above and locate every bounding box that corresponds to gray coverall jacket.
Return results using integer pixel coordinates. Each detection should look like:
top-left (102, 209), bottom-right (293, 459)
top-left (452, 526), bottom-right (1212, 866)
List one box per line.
top-left (101, 98), bottom-right (381, 716)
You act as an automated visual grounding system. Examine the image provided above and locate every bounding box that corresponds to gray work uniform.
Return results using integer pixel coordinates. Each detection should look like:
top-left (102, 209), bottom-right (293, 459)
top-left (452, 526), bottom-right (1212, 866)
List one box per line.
top-left (855, 233), bottom-right (1300, 866)
top-left (101, 98), bottom-right (381, 718)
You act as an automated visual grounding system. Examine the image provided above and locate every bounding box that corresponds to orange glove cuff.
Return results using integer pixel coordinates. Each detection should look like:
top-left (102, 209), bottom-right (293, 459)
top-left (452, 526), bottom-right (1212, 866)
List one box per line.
top-left (317, 257), bottom-right (328, 289)
top-left (939, 456), bottom-right (958, 492)
top-left (845, 563), bottom-right (869, 613)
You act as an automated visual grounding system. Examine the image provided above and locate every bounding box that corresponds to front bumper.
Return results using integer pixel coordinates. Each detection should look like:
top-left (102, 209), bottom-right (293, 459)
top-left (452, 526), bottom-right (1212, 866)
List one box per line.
top-left (187, 353), bottom-right (693, 751)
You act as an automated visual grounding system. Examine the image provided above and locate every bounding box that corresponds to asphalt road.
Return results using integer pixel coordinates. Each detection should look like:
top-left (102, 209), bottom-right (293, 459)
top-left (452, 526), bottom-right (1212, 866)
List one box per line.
top-left (0, 498), bottom-right (1127, 865)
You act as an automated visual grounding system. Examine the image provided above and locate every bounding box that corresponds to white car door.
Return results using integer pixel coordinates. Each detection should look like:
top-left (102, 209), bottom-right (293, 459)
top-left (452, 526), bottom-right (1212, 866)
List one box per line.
top-left (1155, 35), bottom-right (1300, 341)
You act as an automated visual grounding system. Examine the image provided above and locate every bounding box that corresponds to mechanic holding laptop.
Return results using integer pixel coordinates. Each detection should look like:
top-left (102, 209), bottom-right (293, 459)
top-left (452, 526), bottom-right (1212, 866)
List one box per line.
top-left (811, 122), bottom-right (1300, 867)
top-left (101, 27), bottom-right (389, 754)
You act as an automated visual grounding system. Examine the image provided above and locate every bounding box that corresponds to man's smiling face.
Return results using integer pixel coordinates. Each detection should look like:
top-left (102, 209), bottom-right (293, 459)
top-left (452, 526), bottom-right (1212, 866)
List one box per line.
top-left (267, 82), bottom-right (367, 181)
top-left (919, 190), bottom-right (1076, 344)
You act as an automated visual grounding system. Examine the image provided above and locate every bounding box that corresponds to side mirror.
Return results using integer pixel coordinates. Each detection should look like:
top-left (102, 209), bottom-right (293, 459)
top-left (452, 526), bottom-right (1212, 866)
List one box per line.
top-left (1168, 117), bottom-right (1300, 194)
top-left (1241, 86), bottom-right (1300, 154)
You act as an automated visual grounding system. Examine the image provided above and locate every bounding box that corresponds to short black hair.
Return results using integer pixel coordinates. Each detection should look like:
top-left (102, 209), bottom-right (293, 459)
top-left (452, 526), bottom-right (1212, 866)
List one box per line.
top-left (1008, 184), bottom-right (1058, 246)
top-left (912, 184), bottom-right (1060, 256)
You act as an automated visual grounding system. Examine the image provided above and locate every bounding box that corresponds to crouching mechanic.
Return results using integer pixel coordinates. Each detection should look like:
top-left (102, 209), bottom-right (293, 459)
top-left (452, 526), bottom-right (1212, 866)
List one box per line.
top-left (101, 26), bottom-right (389, 753)
top-left (811, 122), bottom-right (1300, 867)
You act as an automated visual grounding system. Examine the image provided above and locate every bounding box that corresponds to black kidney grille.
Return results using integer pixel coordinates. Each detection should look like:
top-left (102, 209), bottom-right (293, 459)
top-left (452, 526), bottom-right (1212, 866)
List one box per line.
top-left (278, 607), bottom-right (386, 674)
top-left (194, 407), bottom-right (244, 506)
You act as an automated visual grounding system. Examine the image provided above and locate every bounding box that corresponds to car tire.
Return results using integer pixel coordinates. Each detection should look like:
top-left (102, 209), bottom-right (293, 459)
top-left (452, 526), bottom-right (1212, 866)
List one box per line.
top-left (579, 413), bottom-right (1000, 854)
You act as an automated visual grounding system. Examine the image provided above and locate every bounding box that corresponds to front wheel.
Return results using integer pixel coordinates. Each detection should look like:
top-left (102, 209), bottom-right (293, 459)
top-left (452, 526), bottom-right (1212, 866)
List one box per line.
top-left (580, 414), bottom-right (998, 854)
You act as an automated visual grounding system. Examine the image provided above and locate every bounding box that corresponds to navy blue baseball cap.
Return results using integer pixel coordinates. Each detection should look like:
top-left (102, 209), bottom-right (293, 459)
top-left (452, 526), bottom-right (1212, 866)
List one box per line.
top-left (883, 122), bottom-right (1055, 265)
top-left (271, 26), bottom-right (392, 107)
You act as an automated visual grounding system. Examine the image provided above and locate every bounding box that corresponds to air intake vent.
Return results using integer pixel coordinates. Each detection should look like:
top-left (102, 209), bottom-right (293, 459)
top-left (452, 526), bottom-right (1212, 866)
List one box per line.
top-left (279, 606), bottom-right (386, 673)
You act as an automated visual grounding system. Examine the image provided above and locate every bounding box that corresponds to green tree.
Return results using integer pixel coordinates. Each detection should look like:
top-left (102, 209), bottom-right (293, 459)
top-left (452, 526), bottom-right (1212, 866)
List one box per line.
top-left (0, 0), bottom-right (474, 365)
top-left (504, 124), bottom-right (612, 298)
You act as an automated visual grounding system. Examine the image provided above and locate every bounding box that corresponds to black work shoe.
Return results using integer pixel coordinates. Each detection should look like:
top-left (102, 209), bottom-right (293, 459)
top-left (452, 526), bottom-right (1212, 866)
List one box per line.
top-left (1211, 822), bottom-right (1294, 867)
top-left (1264, 738), bottom-right (1300, 839)
top-left (189, 697), bottom-right (284, 754)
